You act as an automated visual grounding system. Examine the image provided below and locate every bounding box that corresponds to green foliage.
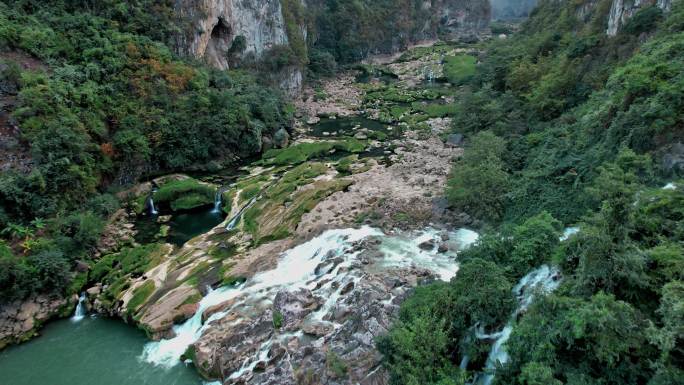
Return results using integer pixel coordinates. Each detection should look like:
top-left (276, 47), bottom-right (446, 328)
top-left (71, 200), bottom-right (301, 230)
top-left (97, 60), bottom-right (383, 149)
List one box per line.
top-left (25, 250), bottom-right (70, 294)
top-left (623, 6), bottom-right (664, 35)
top-left (447, 131), bottom-right (510, 222)
top-left (442, 55), bottom-right (477, 85)
top-left (272, 310), bottom-right (284, 329)
top-left (325, 351), bottom-right (348, 379)
top-left (0, 2), bottom-right (292, 303)
top-left (384, 3), bottom-right (684, 384)
top-left (307, 49), bottom-right (337, 78)
top-left (379, 260), bottom-right (515, 385)
top-left (502, 293), bottom-right (654, 385)
top-left (311, 0), bottom-right (433, 63)
top-left (280, 0), bottom-right (308, 64)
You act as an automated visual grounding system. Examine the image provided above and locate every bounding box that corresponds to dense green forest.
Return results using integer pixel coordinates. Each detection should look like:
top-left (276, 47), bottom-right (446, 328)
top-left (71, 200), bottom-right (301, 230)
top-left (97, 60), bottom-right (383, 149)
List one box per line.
top-left (378, 0), bottom-right (683, 384)
top-left (0, 1), bottom-right (292, 302)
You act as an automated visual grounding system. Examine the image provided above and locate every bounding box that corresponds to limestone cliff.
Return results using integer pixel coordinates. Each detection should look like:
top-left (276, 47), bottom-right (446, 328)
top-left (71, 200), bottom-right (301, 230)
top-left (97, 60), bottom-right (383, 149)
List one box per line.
top-left (174, 0), bottom-right (491, 72)
top-left (174, 0), bottom-right (290, 70)
top-left (606, 0), bottom-right (672, 35)
top-left (431, 0), bottom-right (492, 37)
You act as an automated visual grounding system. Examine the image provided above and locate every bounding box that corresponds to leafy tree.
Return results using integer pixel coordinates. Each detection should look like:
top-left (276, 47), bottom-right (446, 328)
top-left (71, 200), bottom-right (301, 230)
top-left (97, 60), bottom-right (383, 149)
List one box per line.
top-left (447, 131), bottom-right (510, 222)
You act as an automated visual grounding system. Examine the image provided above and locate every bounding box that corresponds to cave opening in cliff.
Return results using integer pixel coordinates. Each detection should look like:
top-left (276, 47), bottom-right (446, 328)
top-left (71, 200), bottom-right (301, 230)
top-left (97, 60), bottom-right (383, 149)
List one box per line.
top-left (205, 17), bottom-right (234, 69)
top-left (210, 17), bottom-right (232, 43)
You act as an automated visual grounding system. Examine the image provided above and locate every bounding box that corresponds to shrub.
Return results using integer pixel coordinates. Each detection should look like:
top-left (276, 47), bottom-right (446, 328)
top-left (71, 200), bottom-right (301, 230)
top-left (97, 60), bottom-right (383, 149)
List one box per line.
top-left (443, 55), bottom-right (477, 85)
top-left (272, 310), bottom-right (284, 329)
top-left (447, 131), bottom-right (510, 222)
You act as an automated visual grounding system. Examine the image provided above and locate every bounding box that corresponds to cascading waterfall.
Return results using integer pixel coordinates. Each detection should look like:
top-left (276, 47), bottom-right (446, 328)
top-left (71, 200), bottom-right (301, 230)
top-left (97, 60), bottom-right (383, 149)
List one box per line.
top-left (141, 227), bottom-right (382, 368)
top-left (141, 226), bottom-right (480, 372)
top-left (474, 265), bottom-right (561, 385)
top-left (71, 292), bottom-right (87, 322)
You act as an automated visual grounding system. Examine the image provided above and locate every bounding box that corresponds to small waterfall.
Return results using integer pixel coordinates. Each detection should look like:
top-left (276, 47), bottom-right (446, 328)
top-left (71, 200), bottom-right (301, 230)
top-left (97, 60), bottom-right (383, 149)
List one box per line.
top-left (71, 293), bottom-right (87, 322)
top-left (212, 188), bottom-right (222, 214)
top-left (423, 66), bottom-right (435, 84)
top-left (225, 196), bottom-right (258, 230)
top-left (148, 190), bottom-right (158, 216)
top-left (560, 227), bottom-right (580, 241)
top-left (476, 265), bottom-right (561, 385)
top-left (663, 182), bottom-right (677, 190)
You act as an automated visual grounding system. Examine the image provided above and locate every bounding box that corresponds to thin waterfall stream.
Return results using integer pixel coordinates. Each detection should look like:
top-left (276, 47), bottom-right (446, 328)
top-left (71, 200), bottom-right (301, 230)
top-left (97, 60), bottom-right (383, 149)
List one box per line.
top-left (71, 293), bottom-right (87, 322)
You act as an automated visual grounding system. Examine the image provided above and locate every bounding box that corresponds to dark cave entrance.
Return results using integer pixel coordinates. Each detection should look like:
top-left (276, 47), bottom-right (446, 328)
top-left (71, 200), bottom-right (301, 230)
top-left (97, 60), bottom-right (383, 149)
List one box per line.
top-left (211, 17), bottom-right (232, 42)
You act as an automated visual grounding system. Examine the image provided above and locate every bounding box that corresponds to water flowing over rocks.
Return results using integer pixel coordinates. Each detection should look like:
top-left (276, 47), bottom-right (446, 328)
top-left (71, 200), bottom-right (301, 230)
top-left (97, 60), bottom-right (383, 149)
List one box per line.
top-left (140, 226), bottom-right (479, 383)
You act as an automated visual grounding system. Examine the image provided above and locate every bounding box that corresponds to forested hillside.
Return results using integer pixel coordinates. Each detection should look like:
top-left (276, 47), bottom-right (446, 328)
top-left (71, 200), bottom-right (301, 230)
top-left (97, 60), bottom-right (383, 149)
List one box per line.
top-left (0, 1), bottom-right (292, 302)
top-left (378, 0), bottom-right (684, 384)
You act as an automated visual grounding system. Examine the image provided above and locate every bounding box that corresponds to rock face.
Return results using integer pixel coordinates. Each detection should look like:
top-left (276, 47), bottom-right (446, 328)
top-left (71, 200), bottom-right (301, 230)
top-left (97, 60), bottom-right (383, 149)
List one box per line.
top-left (430, 0), bottom-right (492, 39)
top-left (0, 295), bottom-right (68, 349)
top-left (174, 0), bottom-right (290, 70)
top-left (176, 227), bottom-right (470, 384)
top-left (491, 0), bottom-right (538, 19)
top-left (606, 0), bottom-right (672, 35)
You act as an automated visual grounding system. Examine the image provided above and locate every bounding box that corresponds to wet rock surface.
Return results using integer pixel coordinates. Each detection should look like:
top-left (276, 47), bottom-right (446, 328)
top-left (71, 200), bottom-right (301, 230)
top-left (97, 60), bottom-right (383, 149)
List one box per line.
top-left (0, 295), bottom-right (68, 349)
top-left (185, 233), bottom-right (449, 384)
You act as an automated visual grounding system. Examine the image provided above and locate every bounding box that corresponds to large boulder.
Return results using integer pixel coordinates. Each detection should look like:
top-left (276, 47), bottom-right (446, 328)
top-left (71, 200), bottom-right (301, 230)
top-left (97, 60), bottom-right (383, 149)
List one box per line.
top-left (273, 128), bottom-right (290, 149)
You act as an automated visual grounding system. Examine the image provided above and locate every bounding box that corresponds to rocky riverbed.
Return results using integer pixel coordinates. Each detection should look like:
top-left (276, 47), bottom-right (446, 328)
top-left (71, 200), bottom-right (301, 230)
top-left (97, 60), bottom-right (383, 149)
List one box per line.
top-left (2, 41), bottom-right (474, 384)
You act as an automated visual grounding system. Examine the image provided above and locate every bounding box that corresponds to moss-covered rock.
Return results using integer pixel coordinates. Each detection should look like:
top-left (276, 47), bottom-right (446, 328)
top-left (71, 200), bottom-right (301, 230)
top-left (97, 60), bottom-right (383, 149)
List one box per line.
top-left (154, 178), bottom-right (216, 212)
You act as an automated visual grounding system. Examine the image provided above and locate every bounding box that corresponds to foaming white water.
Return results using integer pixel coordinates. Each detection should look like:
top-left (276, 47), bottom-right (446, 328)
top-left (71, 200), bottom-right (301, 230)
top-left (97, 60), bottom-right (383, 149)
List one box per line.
top-left (148, 196), bottom-right (158, 216)
top-left (560, 227), bottom-right (580, 241)
top-left (141, 225), bottom-right (479, 373)
top-left (477, 265), bottom-right (561, 385)
top-left (71, 293), bottom-right (87, 322)
top-left (378, 228), bottom-right (479, 281)
top-left (141, 226), bottom-right (382, 368)
top-left (663, 182), bottom-right (677, 190)
top-left (141, 285), bottom-right (244, 367)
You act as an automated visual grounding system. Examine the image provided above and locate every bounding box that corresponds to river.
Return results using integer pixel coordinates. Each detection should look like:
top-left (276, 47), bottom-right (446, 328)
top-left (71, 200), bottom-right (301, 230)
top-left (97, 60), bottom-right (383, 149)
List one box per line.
top-left (0, 316), bottom-right (205, 385)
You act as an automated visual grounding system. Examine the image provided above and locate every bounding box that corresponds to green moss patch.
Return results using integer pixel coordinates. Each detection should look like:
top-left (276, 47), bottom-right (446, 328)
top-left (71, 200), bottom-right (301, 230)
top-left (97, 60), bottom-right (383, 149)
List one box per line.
top-left (154, 178), bottom-right (215, 212)
top-left (127, 280), bottom-right (155, 313)
top-left (261, 139), bottom-right (365, 166)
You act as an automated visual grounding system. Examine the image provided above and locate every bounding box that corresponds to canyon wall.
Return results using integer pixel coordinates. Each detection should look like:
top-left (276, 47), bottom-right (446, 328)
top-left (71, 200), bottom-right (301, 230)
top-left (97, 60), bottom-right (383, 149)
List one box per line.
top-left (174, 0), bottom-right (290, 70)
top-left (606, 0), bottom-right (672, 35)
top-left (173, 0), bottom-right (491, 74)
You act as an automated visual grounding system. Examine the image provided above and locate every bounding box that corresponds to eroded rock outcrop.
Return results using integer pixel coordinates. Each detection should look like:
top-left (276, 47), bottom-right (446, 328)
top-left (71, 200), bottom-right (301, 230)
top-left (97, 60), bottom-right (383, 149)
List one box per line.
top-left (174, 0), bottom-right (290, 70)
top-left (606, 0), bottom-right (672, 35)
top-left (0, 295), bottom-right (69, 349)
top-left (430, 0), bottom-right (492, 39)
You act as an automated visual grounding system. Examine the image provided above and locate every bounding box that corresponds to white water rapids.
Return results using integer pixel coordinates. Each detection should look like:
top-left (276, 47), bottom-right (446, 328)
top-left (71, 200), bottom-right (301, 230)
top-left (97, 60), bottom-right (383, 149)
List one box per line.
top-left (475, 264), bottom-right (562, 385)
top-left (140, 226), bottom-right (479, 370)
